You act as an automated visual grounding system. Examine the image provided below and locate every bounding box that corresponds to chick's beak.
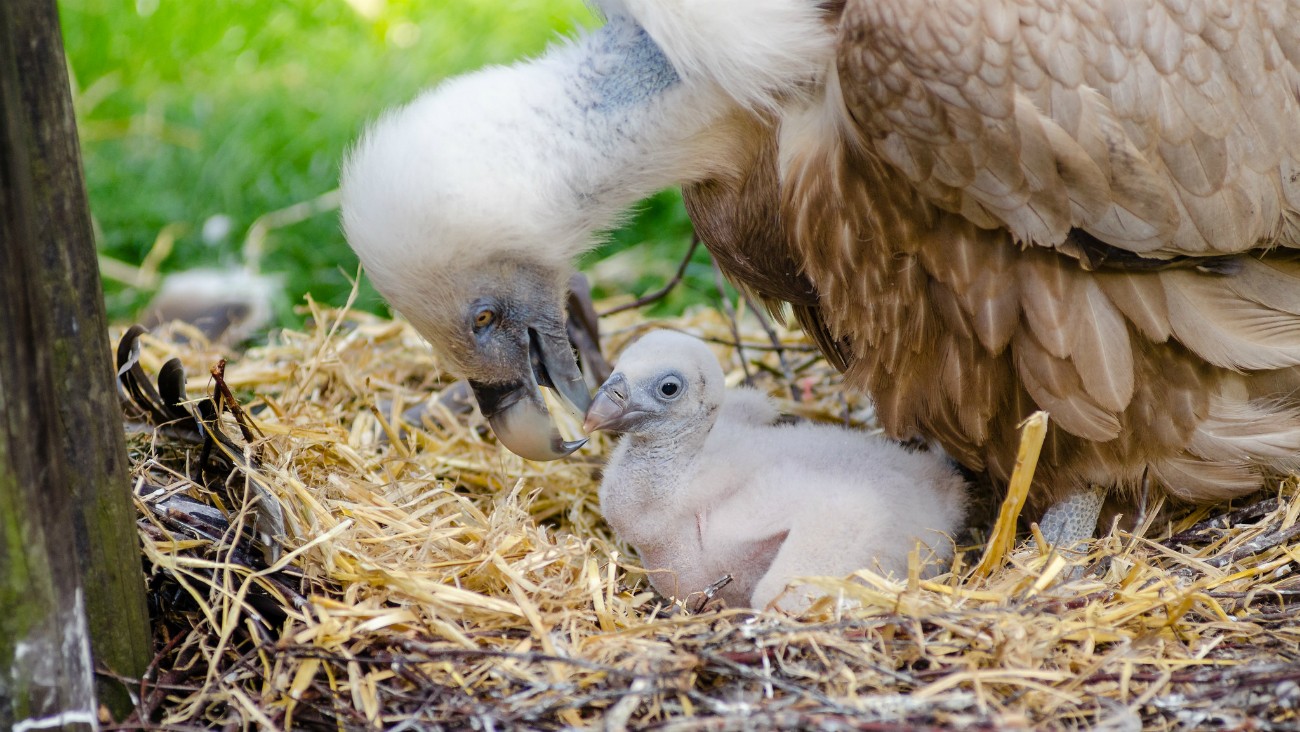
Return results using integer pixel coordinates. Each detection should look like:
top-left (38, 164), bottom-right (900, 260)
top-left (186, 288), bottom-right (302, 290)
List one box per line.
top-left (469, 328), bottom-right (590, 461)
top-left (583, 374), bottom-right (636, 434)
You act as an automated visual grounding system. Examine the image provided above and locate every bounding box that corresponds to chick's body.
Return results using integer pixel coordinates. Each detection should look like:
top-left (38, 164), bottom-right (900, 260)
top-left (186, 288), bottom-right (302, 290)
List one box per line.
top-left (590, 331), bottom-right (968, 610)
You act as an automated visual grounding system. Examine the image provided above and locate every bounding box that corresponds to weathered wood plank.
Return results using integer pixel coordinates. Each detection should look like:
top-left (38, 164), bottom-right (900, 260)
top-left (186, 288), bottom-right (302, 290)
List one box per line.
top-left (0, 82), bottom-right (100, 732)
top-left (0, 0), bottom-right (152, 724)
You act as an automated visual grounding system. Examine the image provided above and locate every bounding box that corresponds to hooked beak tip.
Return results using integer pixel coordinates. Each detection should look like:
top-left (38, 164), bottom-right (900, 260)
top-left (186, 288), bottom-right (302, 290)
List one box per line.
top-left (465, 324), bottom-right (594, 461)
top-left (471, 379), bottom-right (589, 461)
top-left (488, 406), bottom-right (588, 460)
top-left (582, 381), bottom-right (628, 434)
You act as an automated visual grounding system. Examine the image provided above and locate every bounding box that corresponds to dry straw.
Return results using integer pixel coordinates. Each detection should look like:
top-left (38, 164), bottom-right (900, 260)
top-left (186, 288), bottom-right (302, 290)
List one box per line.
top-left (117, 295), bottom-right (1300, 730)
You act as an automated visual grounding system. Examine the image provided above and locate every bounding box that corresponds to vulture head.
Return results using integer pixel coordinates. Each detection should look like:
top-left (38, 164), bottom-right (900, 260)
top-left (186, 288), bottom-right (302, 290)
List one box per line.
top-left (583, 330), bottom-right (725, 437)
top-left (340, 67), bottom-right (601, 460)
top-left (340, 1), bottom-right (832, 460)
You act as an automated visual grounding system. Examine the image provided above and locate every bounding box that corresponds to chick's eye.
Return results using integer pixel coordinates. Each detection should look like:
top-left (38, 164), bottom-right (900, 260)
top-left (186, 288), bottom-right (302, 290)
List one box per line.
top-left (473, 309), bottom-right (495, 329)
top-left (658, 379), bottom-right (681, 398)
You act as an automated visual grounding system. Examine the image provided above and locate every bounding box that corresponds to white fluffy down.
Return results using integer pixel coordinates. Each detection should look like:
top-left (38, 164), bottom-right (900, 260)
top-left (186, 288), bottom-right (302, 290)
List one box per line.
top-left (596, 331), bottom-right (970, 612)
top-left (340, 62), bottom-right (592, 291)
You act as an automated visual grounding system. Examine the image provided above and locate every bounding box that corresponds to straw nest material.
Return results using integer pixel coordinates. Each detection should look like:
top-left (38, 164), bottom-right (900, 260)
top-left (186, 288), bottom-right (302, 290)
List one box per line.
top-left (116, 294), bottom-right (1300, 731)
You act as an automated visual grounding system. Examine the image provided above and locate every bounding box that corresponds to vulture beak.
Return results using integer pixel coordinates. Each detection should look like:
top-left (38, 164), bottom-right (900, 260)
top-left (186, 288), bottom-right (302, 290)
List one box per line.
top-left (469, 328), bottom-right (590, 461)
top-left (583, 374), bottom-right (642, 434)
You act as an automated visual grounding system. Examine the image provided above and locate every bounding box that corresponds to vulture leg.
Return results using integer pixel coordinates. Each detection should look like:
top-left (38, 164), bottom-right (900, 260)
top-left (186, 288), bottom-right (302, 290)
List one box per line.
top-left (1037, 484), bottom-right (1106, 550)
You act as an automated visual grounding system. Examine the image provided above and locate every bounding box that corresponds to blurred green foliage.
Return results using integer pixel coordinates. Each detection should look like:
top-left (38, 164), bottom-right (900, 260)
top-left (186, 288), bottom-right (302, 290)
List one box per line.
top-left (63, 0), bottom-right (713, 325)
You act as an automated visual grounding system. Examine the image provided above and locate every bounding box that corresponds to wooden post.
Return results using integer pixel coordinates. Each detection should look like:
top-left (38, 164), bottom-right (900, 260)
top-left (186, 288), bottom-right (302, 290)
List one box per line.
top-left (0, 0), bottom-right (152, 725)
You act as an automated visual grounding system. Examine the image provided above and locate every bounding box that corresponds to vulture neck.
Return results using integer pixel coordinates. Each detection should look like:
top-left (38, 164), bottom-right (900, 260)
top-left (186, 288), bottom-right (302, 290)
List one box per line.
top-left (624, 409), bottom-right (718, 481)
top-left (540, 17), bottom-right (738, 234)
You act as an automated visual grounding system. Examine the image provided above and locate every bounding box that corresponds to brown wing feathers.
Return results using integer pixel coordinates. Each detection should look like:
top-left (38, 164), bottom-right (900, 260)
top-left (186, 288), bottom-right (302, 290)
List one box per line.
top-left (692, 0), bottom-right (1300, 515)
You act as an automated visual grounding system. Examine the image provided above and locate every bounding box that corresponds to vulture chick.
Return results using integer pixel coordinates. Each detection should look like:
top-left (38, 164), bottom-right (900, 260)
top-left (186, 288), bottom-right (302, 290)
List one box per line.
top-left (341, 0), bottom-right (1300, 543)
top-left (585, 330), bottom-right (968, 611)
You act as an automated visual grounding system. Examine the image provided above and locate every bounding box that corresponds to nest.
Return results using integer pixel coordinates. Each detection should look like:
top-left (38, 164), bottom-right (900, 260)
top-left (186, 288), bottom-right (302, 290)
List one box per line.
top-left (115, 295), bottom-right (1300, 731)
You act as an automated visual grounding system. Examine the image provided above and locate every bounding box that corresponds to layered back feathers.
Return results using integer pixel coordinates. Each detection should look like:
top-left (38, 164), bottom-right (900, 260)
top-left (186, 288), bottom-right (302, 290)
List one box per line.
top-left (684, 0), bottom-right (1300, 515)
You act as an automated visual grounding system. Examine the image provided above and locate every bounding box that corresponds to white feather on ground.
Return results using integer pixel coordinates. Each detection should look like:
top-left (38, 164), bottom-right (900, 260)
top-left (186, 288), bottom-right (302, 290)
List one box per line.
top-left (587, 330), bottom-right (969, 612)
top-left (140, 268), bottom-right (281, 345)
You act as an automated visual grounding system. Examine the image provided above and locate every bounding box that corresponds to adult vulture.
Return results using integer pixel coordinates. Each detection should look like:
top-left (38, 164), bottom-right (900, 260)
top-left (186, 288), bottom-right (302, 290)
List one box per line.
top-left (341, 0), bottom-right (1300, 543)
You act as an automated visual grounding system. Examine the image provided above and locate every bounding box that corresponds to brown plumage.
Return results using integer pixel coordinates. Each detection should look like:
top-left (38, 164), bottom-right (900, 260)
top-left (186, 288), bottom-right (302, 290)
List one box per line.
top-left (686, 0), bottom-right (1300, 517)
top-left (341, 0), bottom-right (1300, 525)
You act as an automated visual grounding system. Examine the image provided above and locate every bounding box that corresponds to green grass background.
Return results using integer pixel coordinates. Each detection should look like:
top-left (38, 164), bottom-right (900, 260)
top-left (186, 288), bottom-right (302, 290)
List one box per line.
top-left (63, 0), bottom-right (719, 327)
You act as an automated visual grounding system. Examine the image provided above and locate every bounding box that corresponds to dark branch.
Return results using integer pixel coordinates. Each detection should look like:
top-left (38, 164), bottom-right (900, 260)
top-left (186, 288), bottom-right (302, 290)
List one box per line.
top-left (598, 233), bottom-right (701, 317)
top-left (712, 260), bottom-right (751, 383)
top-left (737, 290), bottom-right (800, 401)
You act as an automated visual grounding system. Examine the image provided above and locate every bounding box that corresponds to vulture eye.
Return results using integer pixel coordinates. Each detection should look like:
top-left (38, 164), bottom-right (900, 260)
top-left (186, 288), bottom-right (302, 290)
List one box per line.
top-left (658, 376), bottom-right (682, 399)
top-left (473, 309), bottom-right (496, 330)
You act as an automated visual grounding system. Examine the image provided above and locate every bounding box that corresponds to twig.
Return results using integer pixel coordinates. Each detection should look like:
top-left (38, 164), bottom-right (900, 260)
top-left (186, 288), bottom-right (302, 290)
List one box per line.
top-left (685, 574), bottom-right (734, 614)
top-left (1166, 495), bottom-right (1279, 545)
top-left (1085, 661), bottom-right (1300, 690)
top-left (737, 290), bottom-right (799, 401)
top-left (652, 712), bottom-right (950, 732)
top-left (210, 359), bottom-right (261, 444)
top-left (598, 233), bottom-right (701, 317)
top-left (326, 640), bottom-right (645, 677)
top-left (712, 260), bottom-right (751, 383)
top-left (697, 649), bottom-right (862, 716)
top-left (1209, 590), bottom-right (1300, 600)
top-left (603, 677), bottom-right (653, 732)
top-left (698, 337), bottom-right (819, 353)
top-left (1206, 522), bottom-right (1300, 568)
